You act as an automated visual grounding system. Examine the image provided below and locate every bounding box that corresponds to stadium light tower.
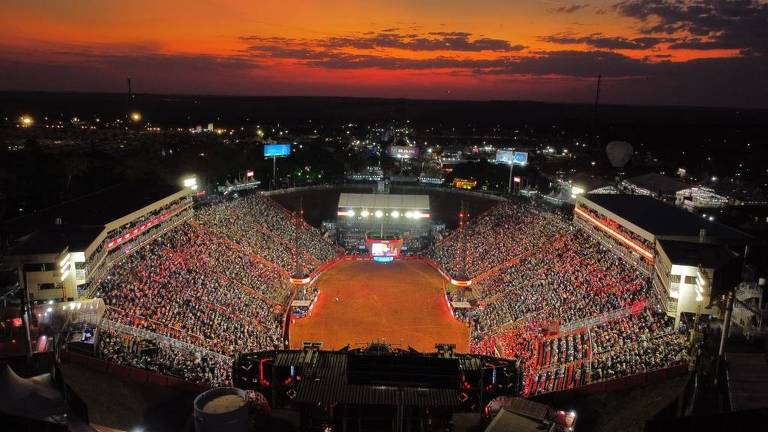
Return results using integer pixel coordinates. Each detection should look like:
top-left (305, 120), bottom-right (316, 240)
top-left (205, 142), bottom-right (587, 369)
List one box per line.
top-left (450, 201), bottom-right (472, 297)
top-left (290, 199), bottom-right (310, 286)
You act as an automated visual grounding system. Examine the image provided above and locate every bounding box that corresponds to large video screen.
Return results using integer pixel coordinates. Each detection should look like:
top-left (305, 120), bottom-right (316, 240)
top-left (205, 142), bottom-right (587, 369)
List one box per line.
top-left (264, 143), bottom-right (291, 157)
top-left (371, 242), bottom-right (399, 257)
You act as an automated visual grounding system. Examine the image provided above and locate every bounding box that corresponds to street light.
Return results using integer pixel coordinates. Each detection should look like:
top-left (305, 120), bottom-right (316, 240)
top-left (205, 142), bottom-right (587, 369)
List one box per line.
top-left (130, 112), bottom-right (142, 122)
top-left (20, 115), bottom-right (33, 127)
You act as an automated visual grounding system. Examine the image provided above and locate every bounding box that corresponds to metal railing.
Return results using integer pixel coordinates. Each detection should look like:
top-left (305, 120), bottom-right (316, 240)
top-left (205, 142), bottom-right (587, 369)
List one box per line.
top-left (99, 318), bottom-right (231, 364)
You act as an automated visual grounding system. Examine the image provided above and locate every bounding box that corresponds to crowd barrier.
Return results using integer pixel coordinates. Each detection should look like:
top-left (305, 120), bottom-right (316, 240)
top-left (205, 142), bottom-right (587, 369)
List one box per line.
top-left (61, 350), bottom-right (210, 394)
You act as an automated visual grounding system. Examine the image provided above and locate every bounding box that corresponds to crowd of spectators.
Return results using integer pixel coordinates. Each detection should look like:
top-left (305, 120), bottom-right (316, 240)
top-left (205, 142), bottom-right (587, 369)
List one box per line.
top-left (429, 201), bottom-right (559, 278)
top-left (434, 200), bottom-right (687, 395)
top-left (89, 192), bottom-right (341, 386)
top-left (96, 222), bottom-right (286, 358)
top-left (195, 193), bottom-right (337, 273)
top-left (478, 227), bottom-right (650, 330)
top-left (99, 326), bottom-right (231, 387)
top-left (87, 191), bottom-right (690, 393)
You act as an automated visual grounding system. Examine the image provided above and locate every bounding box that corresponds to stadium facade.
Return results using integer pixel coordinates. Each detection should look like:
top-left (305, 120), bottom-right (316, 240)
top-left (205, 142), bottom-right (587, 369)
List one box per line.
top-left (1, 183), bottom-right (193, 303)
top-left (574, 194), bottom-right (751, 325)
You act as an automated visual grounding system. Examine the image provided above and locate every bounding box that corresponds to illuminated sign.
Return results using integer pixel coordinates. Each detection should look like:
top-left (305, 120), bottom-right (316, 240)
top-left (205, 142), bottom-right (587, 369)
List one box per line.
top-left (574, 206), bottom-right (654, 259)
top-left (264, 144), bottom-right (291, 157)
top-left (452, 178), bottom-right (477, 190)
top-left (496, 150), bottom-right (528, 165)
top-left (106, 207), bottom-right (183, 250)
top-left (373, 256), bottom-right (394, 263)
top-left (388, 145), bottom-right (419, 159)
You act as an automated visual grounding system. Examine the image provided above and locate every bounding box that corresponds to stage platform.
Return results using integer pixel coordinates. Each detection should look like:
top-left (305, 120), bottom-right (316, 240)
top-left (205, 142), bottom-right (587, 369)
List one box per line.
top-left (289, 260), bottom-right (470, 353)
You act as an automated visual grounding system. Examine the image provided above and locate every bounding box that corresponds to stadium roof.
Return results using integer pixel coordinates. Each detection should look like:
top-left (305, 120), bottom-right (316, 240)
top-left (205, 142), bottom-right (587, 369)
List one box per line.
top-left (657, 239), bottom-right (738, 269)
top-left (624, 173), bottom-right (690, 196)
top-left (581, 194), bottom-right (751, 242)
top-left (338, 193), bottom-right (429, 210)
top-left (278, 351), bottom-right (459, 407)
top-left (8, 225), bottom-right (105, 256)
top-left (4, 182), bottom-right (185, 237)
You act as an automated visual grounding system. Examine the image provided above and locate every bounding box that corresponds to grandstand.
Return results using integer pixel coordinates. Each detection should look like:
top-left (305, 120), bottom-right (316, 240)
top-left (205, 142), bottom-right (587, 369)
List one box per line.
top-left (574, 194), bottom-right (750, 324)
top-left (2, 182), bottom-right (193, 302)
top-left (3, 185), bottom-right (714, 425)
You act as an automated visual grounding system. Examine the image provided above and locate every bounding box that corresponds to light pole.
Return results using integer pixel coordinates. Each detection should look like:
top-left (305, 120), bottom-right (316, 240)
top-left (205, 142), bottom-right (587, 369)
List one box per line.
top-left (272, 156), bottom-right (277, 190)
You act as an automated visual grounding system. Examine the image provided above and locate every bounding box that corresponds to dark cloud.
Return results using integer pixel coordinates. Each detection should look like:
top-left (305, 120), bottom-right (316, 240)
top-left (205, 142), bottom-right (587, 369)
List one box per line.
top-left (246, 44), bottom-right (508, 70)
top-left (540, 32), bottom-right (672, 49)
top-left (243, 31), bottom-right (526, 53)
top-left (2, 44), bottom-right (766, 107)
top-left (614, 0), bottom-right (768, 54)
top-left (549, 4), bottom-right (590, 14)
top-left (494, 50), bottom-right (653, 77)
top-left (0, 49), bottom-right (260, 94)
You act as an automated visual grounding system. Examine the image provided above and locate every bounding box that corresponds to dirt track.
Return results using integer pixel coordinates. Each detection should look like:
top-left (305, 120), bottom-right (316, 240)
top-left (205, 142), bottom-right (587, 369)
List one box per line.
top-left (289, 260), bottom-right (470, 353)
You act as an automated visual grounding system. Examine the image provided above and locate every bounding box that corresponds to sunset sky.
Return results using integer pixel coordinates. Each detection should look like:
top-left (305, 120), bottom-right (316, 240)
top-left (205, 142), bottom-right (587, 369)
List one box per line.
top-left (1, 0), bottom-right (766, 107)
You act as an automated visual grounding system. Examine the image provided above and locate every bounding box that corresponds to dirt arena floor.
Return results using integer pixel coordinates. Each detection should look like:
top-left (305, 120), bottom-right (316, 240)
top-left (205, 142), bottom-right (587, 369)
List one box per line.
top-left (289, 260), bottom-right (470, 353)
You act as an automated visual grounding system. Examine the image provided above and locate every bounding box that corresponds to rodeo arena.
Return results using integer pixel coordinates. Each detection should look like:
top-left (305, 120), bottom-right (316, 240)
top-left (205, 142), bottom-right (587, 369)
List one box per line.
top-left (0, 179), bottom-right (758, 432)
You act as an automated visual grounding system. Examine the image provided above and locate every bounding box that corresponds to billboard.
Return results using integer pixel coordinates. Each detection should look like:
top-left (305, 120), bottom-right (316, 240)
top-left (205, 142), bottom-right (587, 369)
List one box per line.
top-left (264, 143), bottom-right (291, 157)
top-left (388, 145), bottom-right (419, 159)
top-left (496, 150), bottom-right (528, 165)
top-left (496, 150), bottom-right (514, 165)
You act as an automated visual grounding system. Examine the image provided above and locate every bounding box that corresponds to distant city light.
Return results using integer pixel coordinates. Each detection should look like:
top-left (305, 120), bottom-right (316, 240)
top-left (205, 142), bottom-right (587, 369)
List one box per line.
top-left (130, 112), bottom-right (142, 122)
top-left (20, 115), bottom-right (33, 127)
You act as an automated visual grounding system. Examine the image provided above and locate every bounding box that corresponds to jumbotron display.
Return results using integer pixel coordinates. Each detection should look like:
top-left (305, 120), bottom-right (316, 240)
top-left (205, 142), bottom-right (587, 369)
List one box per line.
top-left (366, 235), bottom-right (403, 260)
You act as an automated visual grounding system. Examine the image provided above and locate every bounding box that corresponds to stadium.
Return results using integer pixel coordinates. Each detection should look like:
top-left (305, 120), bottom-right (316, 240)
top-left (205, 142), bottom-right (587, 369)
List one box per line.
top-left (4, 183), bottom-right (720, 431)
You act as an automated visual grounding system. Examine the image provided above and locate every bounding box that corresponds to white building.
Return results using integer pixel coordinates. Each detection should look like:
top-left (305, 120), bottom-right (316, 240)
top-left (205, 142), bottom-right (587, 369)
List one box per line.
top-left (2, 183), bottom-right (193, 303)
top-left (574, 194), bottom-right (751, 325)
